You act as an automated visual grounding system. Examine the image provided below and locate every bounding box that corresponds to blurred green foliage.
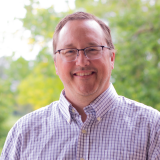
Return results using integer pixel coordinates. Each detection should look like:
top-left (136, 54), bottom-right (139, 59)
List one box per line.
top-left (0, 0), bottom-right (160, 154)
top-left (0, 79), bottom-right (12, 152)
top-left (17, 49), bottom-right (64, 110)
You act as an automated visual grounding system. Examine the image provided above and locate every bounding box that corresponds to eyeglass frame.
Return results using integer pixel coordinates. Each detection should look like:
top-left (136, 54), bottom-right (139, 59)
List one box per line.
top-left (55, 45), bottom-right (111, 62)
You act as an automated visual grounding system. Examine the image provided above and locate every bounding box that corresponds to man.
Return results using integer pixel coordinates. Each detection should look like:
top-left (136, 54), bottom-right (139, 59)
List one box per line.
top-left (1, 12), bottom-right (160, 160)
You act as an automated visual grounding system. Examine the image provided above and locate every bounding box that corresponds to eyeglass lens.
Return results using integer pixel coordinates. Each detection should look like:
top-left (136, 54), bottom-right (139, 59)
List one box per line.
top-left (61, 46), bottom-right (102, 62)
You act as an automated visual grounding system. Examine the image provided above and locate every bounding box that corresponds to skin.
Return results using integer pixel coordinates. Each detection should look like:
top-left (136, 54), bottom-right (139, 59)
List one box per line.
top-left (54, 20), bottom-right (115, 122)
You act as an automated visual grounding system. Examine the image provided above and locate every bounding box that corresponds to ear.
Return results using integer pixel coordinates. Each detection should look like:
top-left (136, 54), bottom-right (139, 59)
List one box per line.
top-left (110, 51), bottom-right (115, 69)
top-left (54, 60), bottom-right (59, 75)
top-left (53, 53), bottom-right (59, 75)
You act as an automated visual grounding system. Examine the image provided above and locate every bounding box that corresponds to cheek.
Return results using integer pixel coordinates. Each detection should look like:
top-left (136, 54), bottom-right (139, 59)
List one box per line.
top-left (58, 63), bottom-right (73, 80)
top-left (99, 61), bottom-right (111, 76)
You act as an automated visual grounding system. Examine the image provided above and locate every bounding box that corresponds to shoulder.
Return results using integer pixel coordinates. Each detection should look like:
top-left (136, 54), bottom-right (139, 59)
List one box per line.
top-left (4, 101), bottom-right (60, 146)
top-left (116, 95), bottom-right (160, 123)
top-left (0, 101), bottom-right (60, 159)
top-left (14, 101), bottom-right (59, 133)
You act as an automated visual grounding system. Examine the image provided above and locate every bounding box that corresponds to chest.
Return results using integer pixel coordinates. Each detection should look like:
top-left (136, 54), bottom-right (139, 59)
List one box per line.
top-left (20, 115), bottom-right (149, 160)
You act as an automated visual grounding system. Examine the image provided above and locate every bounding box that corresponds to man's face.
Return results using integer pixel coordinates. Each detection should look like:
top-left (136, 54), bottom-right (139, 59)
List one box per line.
top-left (55, 20), bottom-right (115, 100)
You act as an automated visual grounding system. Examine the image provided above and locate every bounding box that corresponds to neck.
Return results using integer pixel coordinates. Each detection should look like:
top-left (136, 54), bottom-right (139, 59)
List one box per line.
top-left (64, 83), bottom-right (110, 122)
top-left (65, 91), bottom-right (102, 123)
top-left (65, 94), bottom-right (92, 122)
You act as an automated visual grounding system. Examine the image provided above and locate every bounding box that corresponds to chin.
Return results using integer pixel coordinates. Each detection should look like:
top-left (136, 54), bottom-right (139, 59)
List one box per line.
top-left (78, 88), bottom-right (98, 97)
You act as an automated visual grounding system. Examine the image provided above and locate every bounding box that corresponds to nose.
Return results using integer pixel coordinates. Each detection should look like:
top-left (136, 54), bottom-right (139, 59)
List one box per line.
top-left (75, 50), bottom-right (90, 67)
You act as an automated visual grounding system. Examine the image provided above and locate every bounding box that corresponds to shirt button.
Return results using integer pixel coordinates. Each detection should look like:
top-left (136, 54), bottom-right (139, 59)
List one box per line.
top-left (82, 129), bottom-right (87, 134)
top-left (80, 158), bottom-right (85, 160)
top-left (67, 119), bottom-right (70, 123)
top-left (97, 117), bottom-right (101, 121)
top-left (72, 109), bottom-right (75, 113)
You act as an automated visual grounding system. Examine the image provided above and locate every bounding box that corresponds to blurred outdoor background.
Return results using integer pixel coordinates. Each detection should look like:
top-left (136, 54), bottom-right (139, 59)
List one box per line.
top-left (0, 0), bottom-right (160, 154)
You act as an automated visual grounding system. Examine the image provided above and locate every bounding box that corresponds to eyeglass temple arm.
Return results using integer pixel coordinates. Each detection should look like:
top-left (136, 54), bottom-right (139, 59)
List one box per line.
top-left (103, 46), bottom-right (111, 50)
top-left (55, 50), bottom-right (61, 54)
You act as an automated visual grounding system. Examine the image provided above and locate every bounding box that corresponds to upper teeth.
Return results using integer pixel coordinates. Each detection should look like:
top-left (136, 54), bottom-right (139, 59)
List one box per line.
top-left (76, 72), bottom-right (92, 76)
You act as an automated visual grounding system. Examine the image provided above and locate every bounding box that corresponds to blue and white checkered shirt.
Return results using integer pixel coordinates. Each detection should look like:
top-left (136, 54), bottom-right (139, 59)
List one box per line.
top-left (1, 84), bottom-right (160, 160)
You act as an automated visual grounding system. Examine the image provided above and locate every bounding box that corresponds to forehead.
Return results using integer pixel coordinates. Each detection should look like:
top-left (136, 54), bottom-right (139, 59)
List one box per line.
top-left (56, 20), bottom-right (105, 49)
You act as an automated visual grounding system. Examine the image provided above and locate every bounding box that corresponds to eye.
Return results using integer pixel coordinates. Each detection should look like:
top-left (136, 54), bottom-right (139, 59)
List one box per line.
top-left (87, 47), bottom-right (100, 52)
top-left (66, 50), bottom-right (75, 54)
top-left (88, 48), bottom-right (97, 51)
top-left (63, 49), bottom-right (77, 57)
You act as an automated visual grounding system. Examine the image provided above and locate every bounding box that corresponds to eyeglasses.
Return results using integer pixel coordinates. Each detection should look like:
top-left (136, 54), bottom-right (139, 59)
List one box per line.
top-left (55, 46), bottom-right (111, 62)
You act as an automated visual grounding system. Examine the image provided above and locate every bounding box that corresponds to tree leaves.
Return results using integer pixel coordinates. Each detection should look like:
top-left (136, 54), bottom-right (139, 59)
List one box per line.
top-left (17, 59), bottom-right (63, 110)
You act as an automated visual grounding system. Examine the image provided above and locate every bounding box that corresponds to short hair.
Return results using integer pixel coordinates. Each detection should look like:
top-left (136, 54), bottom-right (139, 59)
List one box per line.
top-left (53, 12), bottom-right (114, 56)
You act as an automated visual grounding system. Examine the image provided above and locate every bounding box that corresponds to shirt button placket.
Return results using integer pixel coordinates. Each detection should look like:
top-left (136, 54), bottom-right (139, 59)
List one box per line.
top-left (77, 129), bottom-right (87, 160)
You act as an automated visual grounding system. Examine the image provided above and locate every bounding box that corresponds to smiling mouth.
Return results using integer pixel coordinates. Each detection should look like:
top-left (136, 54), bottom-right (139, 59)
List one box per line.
top-left (74, 72), bottom-right (94, 76)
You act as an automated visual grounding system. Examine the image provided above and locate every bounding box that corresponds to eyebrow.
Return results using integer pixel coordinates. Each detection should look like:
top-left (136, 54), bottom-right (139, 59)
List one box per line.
top-left (88, 42), bottom-right (99, 46)
top-left (63, 42), bottom-right (100, 49)
top-left (63, 44), bottom-right (74, 48)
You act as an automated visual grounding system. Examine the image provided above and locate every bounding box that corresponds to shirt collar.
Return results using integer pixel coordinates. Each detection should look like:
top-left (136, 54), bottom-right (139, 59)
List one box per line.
top-left (88, 83), bottom-right (118, 119)
top-left (58, 83), bottom-right (118, 123)
top-left (59, 90), bottom-right (72, 124)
